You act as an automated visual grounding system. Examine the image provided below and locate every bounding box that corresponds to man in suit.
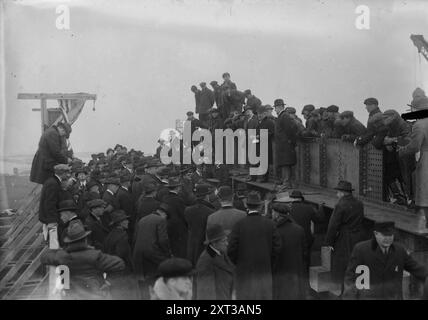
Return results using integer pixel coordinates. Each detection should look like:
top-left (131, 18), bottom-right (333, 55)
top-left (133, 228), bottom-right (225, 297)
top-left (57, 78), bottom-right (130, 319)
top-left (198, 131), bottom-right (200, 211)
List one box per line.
top-left (39, 164), bottom-right (72, 248)
top-left (343, 221), bottom-right (428, 299)
top-left (102, 177), bottom-right (121, 216)
top-left (85, 199), bottom-right (111, 250)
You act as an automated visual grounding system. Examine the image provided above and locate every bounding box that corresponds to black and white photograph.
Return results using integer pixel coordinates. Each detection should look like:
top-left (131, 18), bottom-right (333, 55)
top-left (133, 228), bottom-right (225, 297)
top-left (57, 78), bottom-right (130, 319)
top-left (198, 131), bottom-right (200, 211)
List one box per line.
top-left (1, 0), bottom-right (428, 305)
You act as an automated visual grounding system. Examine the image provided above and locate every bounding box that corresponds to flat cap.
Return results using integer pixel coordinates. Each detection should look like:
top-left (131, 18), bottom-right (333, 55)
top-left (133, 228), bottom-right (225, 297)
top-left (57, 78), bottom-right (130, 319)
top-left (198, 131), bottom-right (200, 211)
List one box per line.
top-left (364, 97), bottom-right (379, 106)
top-left (326, 105), bottom-right (339, 113)
top-left (87, 199), bottom-right (107, 209)
top-left (54, 164), bottom-right (71, 173)
top-left (302, 104), bottom-right (315, 113)
top-left (285, 107), bottom-right (296, 114)
top-left (157, 258), bottom-right (194, 278)
top-left (340, 111), bottom-right (354, 118)
top-left (374, 221), bottom-right (395, 235)
top-left (272, 203), bottom-right (291, 215)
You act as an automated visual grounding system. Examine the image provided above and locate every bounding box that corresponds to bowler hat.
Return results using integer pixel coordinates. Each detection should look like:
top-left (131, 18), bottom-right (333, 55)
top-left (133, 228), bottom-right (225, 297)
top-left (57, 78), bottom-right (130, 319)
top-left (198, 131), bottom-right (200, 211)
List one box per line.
top-left (204, 224), bottom-right (227, 245)
top-left (374, 221), bottom-right (395, 235)
top-left (273, 99), bottom-right (286, 107)
top-left (87, 199), bottom-right (107, 209)
top-left (58, 200), bottom-right (77, 213)
top-left (63, 220), bottom-right (91, 244)
top-left (302, 104), bottom-right (315, 113)
top-left (194, 184), bottom-right (211, 197)
top-left (364, 97), bottom-right (379, 106)
top-left (54, 164), bottom-right (71, 173)
top-left (246, 191), bottom-right (263, 206)
top-left (334, 180), bottom-right (354, 192)
top-left (158, 258), bottom-right (194, 278)
top-left (109, 210), bottom-right (129, 226)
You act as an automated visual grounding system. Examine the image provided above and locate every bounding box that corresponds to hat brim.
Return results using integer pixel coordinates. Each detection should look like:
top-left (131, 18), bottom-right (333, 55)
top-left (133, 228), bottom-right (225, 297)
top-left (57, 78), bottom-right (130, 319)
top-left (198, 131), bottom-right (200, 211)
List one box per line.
top-left (58, 207), bottom-right (77, 213)
top-left (63, 230), bottom-right (92, 244)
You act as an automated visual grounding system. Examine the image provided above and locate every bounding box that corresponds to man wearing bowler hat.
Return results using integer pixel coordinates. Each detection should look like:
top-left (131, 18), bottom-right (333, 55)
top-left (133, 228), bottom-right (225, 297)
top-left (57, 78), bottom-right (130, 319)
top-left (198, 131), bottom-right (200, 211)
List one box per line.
top-left (41, 220), bottom-right (125, 300)
top-left (228, 191), bottom-right (282, 300)
top-left (195, 224), bottom-right (235, 300)
top-left (343, 221), bottom-right (428, 299)
top-left (151, 258), bottom-right (195, 300)
top-left (184, 184), bottom-right (216, 266)
top-left (325, 180), bottom-right (365, 296)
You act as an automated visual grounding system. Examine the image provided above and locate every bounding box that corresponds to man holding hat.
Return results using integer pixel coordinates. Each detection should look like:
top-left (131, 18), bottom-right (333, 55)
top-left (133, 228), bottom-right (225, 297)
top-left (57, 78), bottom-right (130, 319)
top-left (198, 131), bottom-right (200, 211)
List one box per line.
top-left (184, 184), bottom-right (216, 266)
top-left (30, 122), bottom-right (73, 185)
top-left (39, 164), bottom-right (72, 248)
top-left (228, 191), bottom-right (282, 300)
top-left (41, 220), bottom-right (125, 300)
top-left (274, 98), bottom-right (299, 189)
top-left (85, 199), bottom-right (111, 250)
top-left (343, 221), bottom-right (428, 299)
top-left (325, 180), bottom-right (365, 295)
top-left (195, 224), bottom-right (235, 300)
top-left (151, 258), bottom-right (194, 300)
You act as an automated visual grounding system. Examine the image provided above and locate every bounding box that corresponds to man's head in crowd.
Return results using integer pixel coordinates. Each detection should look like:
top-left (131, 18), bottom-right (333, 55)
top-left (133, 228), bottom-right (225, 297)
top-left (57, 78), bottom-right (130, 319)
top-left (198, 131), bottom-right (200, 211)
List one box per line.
top-left (106, 148), bottom-right (114, 159)
top-left (244, 106), bottom-right (254, 118)
top-left (210, 81), bottom-right (219, 90)
top-left (340, 111), bottom-right (354, 126)
top-left (265, 105), bottom-right (274, 118)
top-left (58, 200), bottom-right (78, 224)
top-left (373, 221), bottom-right (395, 250)
top-left (302, 104), bottom-right (315, 120)
top-left (274, 99), bottom-right (286, 116)
top-left (257, 106), bottom-right (267, 121)
top-left (155, 258), bottom-right (194, 299)
top-left (217, 186), bottom-right (233, 206)
top-left (205, 224), bottom-right (228, 254)
top-left (334, 180), bottom-right (354, 199)
top-left (75, 168), bottom-right (88, 182)
top-left (200, 82), bottom-right (207, 89)
top-left (186, 111), bottom-right (195, 121)
top-left (222, 72), bottom-right (231, 81)
top-left (54, 164), bottom-right (71, 181)
top-left (87, 199), bottom-right (107, 217)
top-left (57, 122), bottom-right (72, 137)
top-left (364, 97), bottom-right (379, 113)
top-left (245, 191), bottom-right (263, 212)
top-left (311, 109), bottom-right (321, 122)
top-left (210, 108), bottom-right (220, 119)
top-left (110, 210), bottom-right (129, 230)
top-left (190, 85), bottom-right (198, 93)
top-left (271, 202), bottom-right (290, 221)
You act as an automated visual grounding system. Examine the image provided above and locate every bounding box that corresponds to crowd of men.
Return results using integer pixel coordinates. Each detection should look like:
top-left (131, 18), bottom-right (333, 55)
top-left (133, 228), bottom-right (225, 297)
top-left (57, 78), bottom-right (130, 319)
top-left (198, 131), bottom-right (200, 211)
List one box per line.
top-left (27, 71), bottom-right (428, 300)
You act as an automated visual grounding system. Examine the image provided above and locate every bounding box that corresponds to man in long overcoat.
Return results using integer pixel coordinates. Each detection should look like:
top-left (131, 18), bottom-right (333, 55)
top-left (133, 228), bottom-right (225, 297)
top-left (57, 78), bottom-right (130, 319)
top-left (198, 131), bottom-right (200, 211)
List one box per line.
top-left (198, 82), bottom-right (215, 124)
top-left (274, 99), bottom-right (298, 188)
top-left (227, 191), bottom-right (282, 300)
top-left (31, 123), bottom-right (72, 184)
top-left (324, 181), bottom-right (365, 295)
top-left (256, 105), bottom-right (275, 182)
top-left (184, 184), bottom-right (215, 266)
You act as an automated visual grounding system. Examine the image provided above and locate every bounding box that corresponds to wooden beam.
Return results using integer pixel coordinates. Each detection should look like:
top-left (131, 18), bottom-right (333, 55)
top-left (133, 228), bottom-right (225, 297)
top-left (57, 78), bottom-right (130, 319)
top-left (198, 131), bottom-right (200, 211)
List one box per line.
top-left (17, 93), bottom-right (97, 100)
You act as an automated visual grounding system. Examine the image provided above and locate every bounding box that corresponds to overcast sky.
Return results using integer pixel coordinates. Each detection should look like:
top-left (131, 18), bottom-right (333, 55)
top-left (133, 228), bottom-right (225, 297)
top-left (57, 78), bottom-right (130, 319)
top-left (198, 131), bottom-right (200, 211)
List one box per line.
top-left (2, 0), bottom-right (428, 157)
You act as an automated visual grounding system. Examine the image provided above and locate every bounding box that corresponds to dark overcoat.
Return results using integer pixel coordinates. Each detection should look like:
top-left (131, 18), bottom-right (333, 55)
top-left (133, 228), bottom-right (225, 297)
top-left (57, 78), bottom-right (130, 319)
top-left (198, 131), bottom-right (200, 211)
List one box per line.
top-left (343, 239), bottom-right (428, 300)
top-left (84, 213), bottom-right (111, 250)
top-left (136, 195), bottom-right (160, 223)
top-left (195, 246), bottom-right (235, 300)
top-left (39, 175), bottom-right (62, 224)
top-left (184, 199), bottom-right (215, 266)
top-left (257, 117), bottom-right (275, 165)
top-left (273, 215), bottom-right (307, 300)
top-left (133, 213), bottom-right (171, 278)
top-left (199, 87), bottom-right (215, 114)
top-left (324, 194), bottom-right (365, 286)
top-left (275, 110), bottom-right (298, 167)
top-left (227, 212), bottom-right (282, 300)
top-left (30, 126), bottom-right (68, 184)
top-left (163, 192), bottom-right (188, 259)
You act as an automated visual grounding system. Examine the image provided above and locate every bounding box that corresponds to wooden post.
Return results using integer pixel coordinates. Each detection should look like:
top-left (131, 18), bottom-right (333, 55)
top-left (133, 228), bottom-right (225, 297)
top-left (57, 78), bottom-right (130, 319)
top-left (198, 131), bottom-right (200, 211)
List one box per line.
top-left (47, 225), bottom-right (60, 300)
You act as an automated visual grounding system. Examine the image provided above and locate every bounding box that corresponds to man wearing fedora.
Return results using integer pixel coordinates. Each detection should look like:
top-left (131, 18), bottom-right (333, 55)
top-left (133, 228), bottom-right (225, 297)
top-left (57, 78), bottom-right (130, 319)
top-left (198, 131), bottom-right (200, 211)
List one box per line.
top-left (41, 220), bottom-right (125, 300)
top-left (39, 164), bottom-right (72, 248)
top-left (207, 186), bottom-right (246, 234)
top-left (57, 200), bottom-right (81, 247)
top-left (151, 258), bottom-right (194, 300)
top-left (184, 184), bottom-right (216, 266)
top-left (399, 88), bottom-right (428, 229)
top-left (228, 191), bottom-right (282, 300)
top-left (343, 221), bottom-right (428, 300)
top-left (162, 177), bottom-right (188, 259)
top-left (85, 199), bottom-right (111, 250)
top-left (104, 210), bottom-right (139, 300)
top-left (271, 203), bottom-right (307, 300)
top-left (274, 98), bottom-right (299, 189)
top-left (325, 180), bottom-right (365, 295)
top-left (195, 224), bottom-right (235, 300)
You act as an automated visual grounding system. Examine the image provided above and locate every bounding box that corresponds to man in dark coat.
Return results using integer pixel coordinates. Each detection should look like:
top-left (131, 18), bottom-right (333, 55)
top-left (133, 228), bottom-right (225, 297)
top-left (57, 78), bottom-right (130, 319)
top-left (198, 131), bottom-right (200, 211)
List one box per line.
top-left (343, 221), bottom-right (428, 300)
top-left (116, 174), bottom-right (136, 241)
top-left (337, 111), bottom-right (367, 143)
top-left (223, 89), bottom-right (246, 115)
top-left (195, 224), bottom-right (235, 300)
top-left (85, 199), bottom-right (111, 250)
top-left (271, 203), bottom-right (307, 300)
top-left (227, 191), bottom-right (282, 300)
top-left (133, 203), bottom-right (172, 299)
top-left (198, 82), bottom-right (215, 124)
top-left (274, 99), bottom-right (298, 188)
top-left (244, 89), bottom-right (262, 112)
top-left (210, 81), bottom-right (225, 118)
top-left (162, 178), bottom-right (188, 259)
top-left (325, 181), bottom-right (365, 295)
top-left (57, 200), bottom-right (81, 247)
top-left (184, 184), bottom-right (215, 266)
top-left (39, 164), bottom-right (72, 247)
top-left (355, 97), bottom-right (382, 146)
top-left (41, 220), bottom-right (125, 300)
top-left (30, 123), bottom-right (72, 184)
top-left (136, 182), bottom-right (160, 224)
top-left (256, 105), bottom-right (275, 182)
top-left (191, 85), bottom-right (201, 114)
top-left (104, 210), bottom-right (138, 299)
top-left (102, 177), bottom-right (121, 216)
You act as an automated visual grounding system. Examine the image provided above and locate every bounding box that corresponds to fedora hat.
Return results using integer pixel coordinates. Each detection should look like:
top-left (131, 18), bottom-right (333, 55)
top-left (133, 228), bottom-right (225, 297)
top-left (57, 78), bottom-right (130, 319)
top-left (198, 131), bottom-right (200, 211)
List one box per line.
top-left (63, 220), bottom-right (91, 244)
top-left (194, 184), bottom-right (211, 197)
top-left (334, 180), bottom-right (354, 192)
top-left (204, 224), bottom-right (227, 245)
top-left (109, 210), bottom-right (129, 226)
top-left (57, 200), bottom-right (77, 213)
top-left (157, 258), bottom-right (195, 278)
top-left (246, 191), bottom-right (263, 206)
top-left (374, 221), bottom-right (395, 235)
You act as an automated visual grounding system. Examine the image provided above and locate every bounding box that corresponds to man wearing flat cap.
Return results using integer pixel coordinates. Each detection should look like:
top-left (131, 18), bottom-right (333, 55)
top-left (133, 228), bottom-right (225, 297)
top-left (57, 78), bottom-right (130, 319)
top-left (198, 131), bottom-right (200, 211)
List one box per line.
top-left (30, 122), bottom-right (73, 185)
top-left (336, 110), bottom-right (367, 143)
top-left (184, 184), bottom-right (216, 266)
top-left (324, 180), bottom-right (365, 295)
top-left (116, 173), bottom-right (136, 240)
top-left (151, 258), bottom-right (194, 300)
top-left (228, 191), bottom-right (282, 299)
top-left (301, 108), bottom-right (322, 138)
top-left (198, 82), bottom-right (215, 125)
top-left (39, 164), bottom-right (72, 248)
top-left (343, 221), bottom-right (428, 300)
top-left (244, 89), bottom-right (262, 112)
top-left (195, 224), bottom-right (235, 300)
top-left (319, 105), bottom-right (340, 138)
top-left (355, 97), bottom-right (382, 146)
